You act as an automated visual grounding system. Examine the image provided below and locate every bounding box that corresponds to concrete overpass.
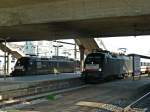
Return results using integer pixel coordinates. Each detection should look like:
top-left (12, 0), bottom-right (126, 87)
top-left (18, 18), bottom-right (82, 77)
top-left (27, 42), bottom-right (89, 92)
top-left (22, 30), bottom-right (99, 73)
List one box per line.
top-left (0, 0), bottom-right (150, 41)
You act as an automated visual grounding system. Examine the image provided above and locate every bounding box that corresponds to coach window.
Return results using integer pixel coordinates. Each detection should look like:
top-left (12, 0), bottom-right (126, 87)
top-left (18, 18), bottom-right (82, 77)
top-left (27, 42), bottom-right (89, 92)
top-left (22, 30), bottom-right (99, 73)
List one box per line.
top-left (42, 61), bottom-right (48, 68)
top-left (37, 61), bottom-right (42, 69)
top-left (29, 61), bottom-right (33, 66)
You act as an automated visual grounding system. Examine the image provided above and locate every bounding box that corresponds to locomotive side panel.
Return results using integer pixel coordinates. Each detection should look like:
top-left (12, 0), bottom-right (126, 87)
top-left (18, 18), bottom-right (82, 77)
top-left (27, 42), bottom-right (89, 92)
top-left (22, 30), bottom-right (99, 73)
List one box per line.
top-left (103, 56), bottom-right (126, 78)
top-left (10, 57), bottom-right (77, 76)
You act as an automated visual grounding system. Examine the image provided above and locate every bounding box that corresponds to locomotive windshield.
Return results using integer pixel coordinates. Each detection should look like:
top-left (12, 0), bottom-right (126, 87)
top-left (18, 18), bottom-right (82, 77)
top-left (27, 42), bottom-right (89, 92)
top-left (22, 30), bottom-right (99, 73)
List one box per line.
top-left (15, 57), bottom-right (31, 71)
top-left (16, 57), bottom-right (30, 66)
top-left (85, 53), bottom-right (105, 65)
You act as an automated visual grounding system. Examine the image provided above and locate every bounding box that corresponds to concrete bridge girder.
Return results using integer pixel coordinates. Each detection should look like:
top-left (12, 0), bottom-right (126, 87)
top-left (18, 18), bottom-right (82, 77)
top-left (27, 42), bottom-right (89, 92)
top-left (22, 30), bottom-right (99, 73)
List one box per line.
top-left (0, 0), bottom-right (150, 41)
top-left (0, 0), bottom-right (150, 26)
top-left (75, 38), bottom-right (101, 55)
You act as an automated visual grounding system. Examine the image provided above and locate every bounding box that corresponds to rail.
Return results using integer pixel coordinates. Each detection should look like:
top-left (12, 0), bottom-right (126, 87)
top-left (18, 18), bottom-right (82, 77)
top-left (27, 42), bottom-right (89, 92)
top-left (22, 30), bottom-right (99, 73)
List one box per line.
top-left (124, 92), bottom-right (150, 112)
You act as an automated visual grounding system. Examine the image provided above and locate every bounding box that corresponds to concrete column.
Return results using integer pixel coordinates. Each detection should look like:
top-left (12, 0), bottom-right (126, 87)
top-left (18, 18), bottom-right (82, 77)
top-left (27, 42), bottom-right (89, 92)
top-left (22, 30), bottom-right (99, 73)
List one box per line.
top-left (7, 53), bottom-right (11, 74)
top-left (3, 52), bottom-right (9, 76)
top-left (79, 45), bottom-right (85, 72)
top-left (5, 52), bottom-right (9, 75)
top-left (74, 43), bottom-right (77, 60)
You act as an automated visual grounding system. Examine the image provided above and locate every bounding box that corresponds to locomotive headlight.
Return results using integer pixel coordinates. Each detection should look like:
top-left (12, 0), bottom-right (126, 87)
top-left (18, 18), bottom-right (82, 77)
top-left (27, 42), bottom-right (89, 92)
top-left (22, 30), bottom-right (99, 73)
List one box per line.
top-left (99, 68), bottom-right (102, 71)
top-left (22, 68), bottom-right (25, 71)
top-left (15, 66), bottom-right (24, 71)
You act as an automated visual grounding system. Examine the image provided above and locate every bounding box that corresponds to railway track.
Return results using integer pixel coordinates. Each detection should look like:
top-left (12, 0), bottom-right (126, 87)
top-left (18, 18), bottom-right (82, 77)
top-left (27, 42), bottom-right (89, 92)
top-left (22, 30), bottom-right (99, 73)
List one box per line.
top-left (0, 85), bottom-right (89, 110)
top-left (1, 78), bottom-right (149, 112)
top-left (124, 92), bottom-right (150, 112)
top-left (76, 92), bottom-right (150, 112)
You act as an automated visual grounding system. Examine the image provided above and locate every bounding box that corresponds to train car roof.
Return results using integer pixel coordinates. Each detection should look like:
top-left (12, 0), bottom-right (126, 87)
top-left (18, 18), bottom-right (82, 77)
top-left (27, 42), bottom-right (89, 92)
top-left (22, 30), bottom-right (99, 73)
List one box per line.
top-left (128, 54), bottom-right (150, 59)
top-left (19, 56), bottom-right (75, 61)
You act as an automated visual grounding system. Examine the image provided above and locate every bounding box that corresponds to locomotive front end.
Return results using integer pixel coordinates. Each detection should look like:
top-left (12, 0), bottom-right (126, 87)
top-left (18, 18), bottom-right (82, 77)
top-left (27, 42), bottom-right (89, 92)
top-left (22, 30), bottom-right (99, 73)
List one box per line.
top-left (10, 57), bottom-right (30, 76)
top-left (82, 53), bottom-right (105, 82)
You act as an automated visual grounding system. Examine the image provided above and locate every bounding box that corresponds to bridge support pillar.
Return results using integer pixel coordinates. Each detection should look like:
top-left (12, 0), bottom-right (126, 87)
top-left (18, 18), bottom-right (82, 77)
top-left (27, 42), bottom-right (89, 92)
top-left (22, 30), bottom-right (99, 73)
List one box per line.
top-left (7, 53), bottom-right (11, 74)
top-left (79, 45), bottom-right (85, 72)
top-left (4, 52), bottom-right (9, 75)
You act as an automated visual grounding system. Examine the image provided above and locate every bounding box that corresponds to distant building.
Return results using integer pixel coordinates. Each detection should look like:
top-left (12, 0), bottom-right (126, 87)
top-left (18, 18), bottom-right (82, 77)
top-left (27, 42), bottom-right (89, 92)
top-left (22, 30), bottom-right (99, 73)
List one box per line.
top-left (24, 41), bottom-right (36, 55)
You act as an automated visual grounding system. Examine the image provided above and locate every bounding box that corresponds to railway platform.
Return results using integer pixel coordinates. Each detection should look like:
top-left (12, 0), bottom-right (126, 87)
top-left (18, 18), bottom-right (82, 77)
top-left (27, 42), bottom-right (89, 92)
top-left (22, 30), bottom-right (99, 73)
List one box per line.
top-left (1, 76), bottom-right (150, 112)
top-left (0, 73), bottom-right (83, 101)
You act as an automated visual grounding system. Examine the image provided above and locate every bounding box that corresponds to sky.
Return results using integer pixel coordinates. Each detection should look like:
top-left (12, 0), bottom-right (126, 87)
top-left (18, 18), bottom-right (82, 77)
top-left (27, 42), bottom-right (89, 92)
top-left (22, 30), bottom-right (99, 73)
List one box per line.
top-left (97, 35), bottom-right (150, 56)
top-left (54, 36), bottom-right (150, 58)
top-left (9, 36), bottom-right (150, 58)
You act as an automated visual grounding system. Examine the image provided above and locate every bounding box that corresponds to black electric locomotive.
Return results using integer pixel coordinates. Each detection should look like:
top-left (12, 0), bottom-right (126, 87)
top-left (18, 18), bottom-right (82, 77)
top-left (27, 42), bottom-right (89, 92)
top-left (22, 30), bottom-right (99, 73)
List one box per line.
top-left (10, 56), bottom-right (77, 76)
top-left (82, 50), bottom-right (133, 82)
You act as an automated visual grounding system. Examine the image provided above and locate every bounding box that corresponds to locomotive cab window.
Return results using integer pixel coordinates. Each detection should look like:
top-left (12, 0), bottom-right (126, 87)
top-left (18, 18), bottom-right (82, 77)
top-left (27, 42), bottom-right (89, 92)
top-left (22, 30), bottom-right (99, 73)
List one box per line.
top-left (15, 57), bottom-right (30, 71)
top-left (85, 53), bottom-right (105, 65)
top-left (16, 57), bottom-right (30, 66)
